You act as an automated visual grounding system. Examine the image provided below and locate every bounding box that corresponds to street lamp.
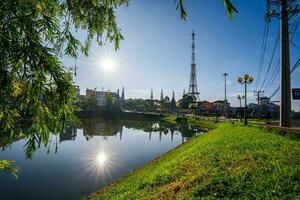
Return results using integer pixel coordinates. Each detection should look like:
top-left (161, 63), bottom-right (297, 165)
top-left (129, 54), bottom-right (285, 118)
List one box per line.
top-left (223, 73), bottom-right (228, 101)
top-left (237, 95), bottom-right (245, 122)
top-left (238, 74), bottom-right (254, 125)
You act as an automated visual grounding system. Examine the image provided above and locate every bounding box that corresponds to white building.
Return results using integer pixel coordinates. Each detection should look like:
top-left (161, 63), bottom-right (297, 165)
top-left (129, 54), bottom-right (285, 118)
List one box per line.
top-left (86, 89), bottom-right (122, 107)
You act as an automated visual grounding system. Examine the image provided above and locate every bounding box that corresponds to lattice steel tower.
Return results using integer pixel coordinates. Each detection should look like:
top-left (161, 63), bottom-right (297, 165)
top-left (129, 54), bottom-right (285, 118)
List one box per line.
top-left (188, 30), bottom-right (200, 101)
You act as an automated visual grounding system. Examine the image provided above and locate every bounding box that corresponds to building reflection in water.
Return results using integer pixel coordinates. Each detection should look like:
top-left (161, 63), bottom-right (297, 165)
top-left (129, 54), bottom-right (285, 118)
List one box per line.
top-left (60, 119), bottom-right (205, 144)
top-left (60, 125), bottom-right (77, 143)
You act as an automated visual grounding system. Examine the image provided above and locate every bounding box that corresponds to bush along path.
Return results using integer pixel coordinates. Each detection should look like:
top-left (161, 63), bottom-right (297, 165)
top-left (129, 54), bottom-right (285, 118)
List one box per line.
top-left (87, 123), bottom-right (300, 199)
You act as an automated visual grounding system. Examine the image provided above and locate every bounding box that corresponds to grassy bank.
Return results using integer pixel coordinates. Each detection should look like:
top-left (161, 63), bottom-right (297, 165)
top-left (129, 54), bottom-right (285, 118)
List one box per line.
top-left (88, 123), bottom-right (300, 199)
top-left (161, 115), bottom-right (218, 130)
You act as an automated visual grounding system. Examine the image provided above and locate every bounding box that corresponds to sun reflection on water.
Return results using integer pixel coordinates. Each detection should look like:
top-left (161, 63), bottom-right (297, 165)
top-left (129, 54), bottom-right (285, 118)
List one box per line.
top-left (79, 141), bottom-right (120, 185)
top-left (96, 151), bottom-right (107, 166)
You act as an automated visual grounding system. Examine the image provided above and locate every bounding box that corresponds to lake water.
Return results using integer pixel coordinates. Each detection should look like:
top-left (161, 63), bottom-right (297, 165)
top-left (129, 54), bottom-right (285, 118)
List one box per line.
top-left (0, 119), bottom-right (203, 200)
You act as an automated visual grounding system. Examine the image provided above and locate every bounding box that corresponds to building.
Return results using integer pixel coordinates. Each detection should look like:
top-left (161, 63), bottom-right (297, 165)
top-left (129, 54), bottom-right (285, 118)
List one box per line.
top-left (259, 96), bottom-right (271, 105)
top-left (74, 85), bottom-right (80, 98)
top-left (197, 101), bottom-right (213, 115)
top-left (211, 100), bottom-right (230, 115)
top-left (86, 88), bottom-right (122, 108)
top-left (73, 85), bottom-right (85, 103)
top-left (248, 98), bottom-right (280, 118)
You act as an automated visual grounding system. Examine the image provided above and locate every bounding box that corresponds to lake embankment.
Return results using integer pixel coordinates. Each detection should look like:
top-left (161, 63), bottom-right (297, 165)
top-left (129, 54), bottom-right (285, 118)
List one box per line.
top-left (87, 118), bottom-right (300, 199)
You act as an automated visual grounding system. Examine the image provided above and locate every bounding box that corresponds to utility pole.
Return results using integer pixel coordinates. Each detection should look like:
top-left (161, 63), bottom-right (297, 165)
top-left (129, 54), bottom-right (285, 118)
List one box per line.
top-left (266, 0), bottom-right (300, 127)
top-left (223, 73), bottom-right (228, 101)
top-left (254, 90), bottom-right (264, 119)
top-left (280, 0), bottom-right (291, 127)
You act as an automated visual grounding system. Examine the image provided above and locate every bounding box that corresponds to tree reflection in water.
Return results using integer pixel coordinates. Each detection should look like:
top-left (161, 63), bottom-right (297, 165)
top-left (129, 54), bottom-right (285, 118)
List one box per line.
top-left (1, 119), bottom-right (206, 159)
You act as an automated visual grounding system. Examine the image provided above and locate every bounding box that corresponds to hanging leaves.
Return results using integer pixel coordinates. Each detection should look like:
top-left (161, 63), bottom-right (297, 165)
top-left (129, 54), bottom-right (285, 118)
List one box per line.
top-left (176, 0), bottom-right (238, 20)
top-left (223, 0), bottom-right (239, 19)
top-left (0, 0), bottom-right (128, 158)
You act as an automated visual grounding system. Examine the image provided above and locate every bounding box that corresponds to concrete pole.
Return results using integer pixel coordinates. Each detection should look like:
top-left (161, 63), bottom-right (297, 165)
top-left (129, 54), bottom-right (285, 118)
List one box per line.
top-left (244, 82), bottom-right (248, 125)
top-left (280, 0), bottom-right (291, 127)
top-left (223, 73), bottom-right (228, 101)
top-left (258, 92), bottom-right (260, 119)
top-left (239, 98), bottom-right (242, 122)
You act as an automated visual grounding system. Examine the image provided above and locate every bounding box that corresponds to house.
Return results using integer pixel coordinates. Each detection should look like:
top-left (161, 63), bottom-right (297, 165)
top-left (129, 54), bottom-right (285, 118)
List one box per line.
top-left (196, 101), bottom-right (213, 115)
top-left (86, 89), bottom-right (122, 108)
top-left (211, 100), bottom-right (230, 115)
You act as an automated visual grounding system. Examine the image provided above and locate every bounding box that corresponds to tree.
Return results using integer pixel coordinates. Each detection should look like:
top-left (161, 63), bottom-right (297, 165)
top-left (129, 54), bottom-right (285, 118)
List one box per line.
top-left (170, 98), bottom-right (176, 110)
top-left (106, 93), bottom-right (113, 111)
top-left (0, 0), bottom-right (238, 157)
top-left (179, 95), bottom-right (194, 109)
top-left (176, 0), bottom-right (238, 20)
top-left (0, 0), bottom-right (128, 137)
top-left (83, 90), bottom-right (97, 111)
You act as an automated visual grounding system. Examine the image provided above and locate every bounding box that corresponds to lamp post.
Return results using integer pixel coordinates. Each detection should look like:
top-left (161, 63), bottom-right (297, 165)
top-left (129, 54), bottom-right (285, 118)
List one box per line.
top-left (223, 73), bottom-right (228, 117)
top-left (237, 95), bottom-right (245, 122)
top-left (238, 74), bottom-right (254, 125)
top-left (223, 73), bottom-right (228, 101)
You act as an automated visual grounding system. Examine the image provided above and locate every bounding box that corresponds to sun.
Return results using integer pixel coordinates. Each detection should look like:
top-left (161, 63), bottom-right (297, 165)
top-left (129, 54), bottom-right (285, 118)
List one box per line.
top-left (96, 151), bottom-right (107, 166)
top-left (101, 58), bottom-right (114, 71)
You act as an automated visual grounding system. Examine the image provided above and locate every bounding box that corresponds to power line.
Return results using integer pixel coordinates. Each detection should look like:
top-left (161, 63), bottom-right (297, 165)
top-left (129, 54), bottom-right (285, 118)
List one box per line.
top-left (290, 40), bottom-right (300, 51)
top-left (255, 21), bottom-right (270, 89)
top-left (270, 87), bottom-right (280, 99)
top-left (269, 58), bottom-right (300, 99)
top-left (259, 30), bottom-right (280, 91)
top-left (260, 12), bottom-right (297, 93)
top-left (291, 13), bottom-right (300, 40)
top-left (291, 58), bottom-right (300, 73)
top-left (266, 0), bottom-right (300, 127)
top-left (264, 59), bottom-right (280, 92)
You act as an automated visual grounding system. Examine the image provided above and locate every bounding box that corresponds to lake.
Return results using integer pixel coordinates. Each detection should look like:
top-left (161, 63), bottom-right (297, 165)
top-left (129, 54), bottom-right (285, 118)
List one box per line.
top-left (0, 119), bottom-right (204, 200)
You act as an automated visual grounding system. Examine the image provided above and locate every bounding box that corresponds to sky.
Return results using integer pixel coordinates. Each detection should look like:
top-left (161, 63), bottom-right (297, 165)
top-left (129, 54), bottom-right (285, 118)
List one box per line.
top-left (64, 0), bottom-right (300, 111)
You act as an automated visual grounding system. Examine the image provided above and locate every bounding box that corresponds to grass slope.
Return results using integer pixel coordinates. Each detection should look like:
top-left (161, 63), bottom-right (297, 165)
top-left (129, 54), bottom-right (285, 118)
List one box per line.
top-left (88, 124), bottom-right (300, 199)
top-left (161, 115), bottom-right (218, 130)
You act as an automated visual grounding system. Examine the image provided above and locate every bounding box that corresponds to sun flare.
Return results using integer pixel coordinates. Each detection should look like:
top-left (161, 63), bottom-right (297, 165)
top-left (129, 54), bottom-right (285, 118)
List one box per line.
top-left (101, 58), bottom-right (114, 71)
top-left (96, 151), bottom-right (107, 166)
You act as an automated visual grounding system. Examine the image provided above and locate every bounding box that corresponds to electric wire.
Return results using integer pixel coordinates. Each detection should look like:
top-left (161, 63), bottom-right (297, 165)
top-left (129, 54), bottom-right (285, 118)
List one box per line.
top-left (264, 59), bottom-right (280, 92)
top-left (255, 21), bottom-right (270, 89)
top-left (269, 58), bottom-right (300, 99)
top-left (259, 30), bottom-right (280, 91)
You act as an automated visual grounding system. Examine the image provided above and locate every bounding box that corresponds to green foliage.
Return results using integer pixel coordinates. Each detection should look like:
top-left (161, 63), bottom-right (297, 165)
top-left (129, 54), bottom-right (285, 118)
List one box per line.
top-left (176, 0), bottom-right (238, 20)
top-left (0, 160), bottom-right (19, 178)
top-left (0, 0), bottom-right (128, 157)
top-left (82, 91), bottom-right (97, 110)
top-left (223, 0), bottom-right (239, 19)
top-left (178, 95), bottom-right (194, 109)
top-left (106, 93), bottom-right (113, 108)
top-left (123, 99), bottom-right (155, 111)
top-left (88, 124), bottom-right (300, 199)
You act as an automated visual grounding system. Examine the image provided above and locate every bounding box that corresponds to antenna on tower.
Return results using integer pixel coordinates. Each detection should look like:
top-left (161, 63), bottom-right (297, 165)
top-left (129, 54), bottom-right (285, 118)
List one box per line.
top-left (188, 30), bottom-right (200, 101)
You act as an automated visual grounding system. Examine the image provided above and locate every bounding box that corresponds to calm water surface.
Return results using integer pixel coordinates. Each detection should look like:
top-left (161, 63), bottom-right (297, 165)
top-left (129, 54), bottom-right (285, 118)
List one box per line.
top-left (0, 119), bottom-right (203, 200)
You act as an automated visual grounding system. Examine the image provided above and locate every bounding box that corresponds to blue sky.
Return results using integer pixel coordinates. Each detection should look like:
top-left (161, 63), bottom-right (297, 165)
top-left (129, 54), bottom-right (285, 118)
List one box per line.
top-left (65, 0), bottom-right (300, 110)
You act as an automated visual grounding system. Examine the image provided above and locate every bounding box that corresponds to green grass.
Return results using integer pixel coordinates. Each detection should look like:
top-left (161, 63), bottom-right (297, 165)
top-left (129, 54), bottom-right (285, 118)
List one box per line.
top-left (160, 115), bottom-right (177, 124)
top-left (185, 117), bottom-right (218, 130)
top-left (87, 123), bottom-right (300, 199)
top-left (161, 115), bottom-right (218, 130)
